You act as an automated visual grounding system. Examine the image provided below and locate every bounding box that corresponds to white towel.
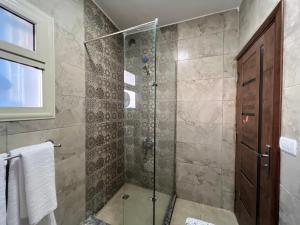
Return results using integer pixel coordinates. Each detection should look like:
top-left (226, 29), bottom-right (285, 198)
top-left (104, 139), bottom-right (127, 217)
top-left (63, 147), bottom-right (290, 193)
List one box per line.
top-left (0, 153), bottom-right (8, 225)
top-left (186, 217), bottom-right (215, 225)
top-left (7, 142), bottom-right (57, 225)
top-left (7, 155), bottom-right (27, 225)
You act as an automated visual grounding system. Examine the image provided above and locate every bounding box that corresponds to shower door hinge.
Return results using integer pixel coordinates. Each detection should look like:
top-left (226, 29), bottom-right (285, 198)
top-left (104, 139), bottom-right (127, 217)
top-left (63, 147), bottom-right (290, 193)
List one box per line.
top-left (152, 81), bottom-right (158, 87)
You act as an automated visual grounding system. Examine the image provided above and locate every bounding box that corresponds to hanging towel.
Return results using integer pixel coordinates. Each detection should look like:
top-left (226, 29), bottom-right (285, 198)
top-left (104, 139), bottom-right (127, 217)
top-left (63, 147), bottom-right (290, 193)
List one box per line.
top-left (7, 155), bottom-right (27, 225)
top-left (0, 153), bottom-right (8, 225)
top-left (7, 142), bottom-right (57, 225)
top-left (186, 217), bottom-right (215, 225)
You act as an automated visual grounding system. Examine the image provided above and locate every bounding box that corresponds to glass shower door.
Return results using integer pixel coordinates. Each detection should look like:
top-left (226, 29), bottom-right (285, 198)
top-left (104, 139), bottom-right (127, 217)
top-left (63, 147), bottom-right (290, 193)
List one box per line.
top-left (123, 20), bottom-right (158, 225)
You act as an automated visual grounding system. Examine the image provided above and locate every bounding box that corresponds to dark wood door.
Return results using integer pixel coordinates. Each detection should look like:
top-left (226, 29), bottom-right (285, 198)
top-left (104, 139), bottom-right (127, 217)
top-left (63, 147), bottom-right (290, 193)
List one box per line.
top-left (235, 34), bottom-right (263, 225)
top-left (235, 2), bottom-right (282, 225)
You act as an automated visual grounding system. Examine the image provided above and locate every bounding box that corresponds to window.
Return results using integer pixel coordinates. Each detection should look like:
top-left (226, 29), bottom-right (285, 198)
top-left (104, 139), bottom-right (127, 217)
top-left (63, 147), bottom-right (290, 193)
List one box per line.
top-left (124, 70), bottom-right (136, 109)
top-left (0, 58), bottom-right (43, 107)
top-left (124, 70), bottom-right (136, 86)
top-left (0, 0), bottom-right (55, 121)
top-left (0, 6), bottom-right (35, 50)
top-left (124, 90), bottom-right (136, 109)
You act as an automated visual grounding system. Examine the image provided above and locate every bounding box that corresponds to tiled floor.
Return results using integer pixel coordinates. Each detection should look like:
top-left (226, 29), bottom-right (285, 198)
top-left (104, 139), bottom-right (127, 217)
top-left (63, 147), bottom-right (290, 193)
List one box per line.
top-left (95, 183), bottom-right (171, 225)
top-left (170, 198), bottom-right (239, 225)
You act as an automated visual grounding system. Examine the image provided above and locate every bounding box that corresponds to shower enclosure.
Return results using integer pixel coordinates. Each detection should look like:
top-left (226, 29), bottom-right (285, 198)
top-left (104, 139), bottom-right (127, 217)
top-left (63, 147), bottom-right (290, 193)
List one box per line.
top-left (85, 15), bottom-right (176, 225)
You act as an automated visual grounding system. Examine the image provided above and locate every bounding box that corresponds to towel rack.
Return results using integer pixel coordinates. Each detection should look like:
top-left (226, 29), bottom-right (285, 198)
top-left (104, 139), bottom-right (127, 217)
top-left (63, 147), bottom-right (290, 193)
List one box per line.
top-left (2, 139), bottom-right (62, 161)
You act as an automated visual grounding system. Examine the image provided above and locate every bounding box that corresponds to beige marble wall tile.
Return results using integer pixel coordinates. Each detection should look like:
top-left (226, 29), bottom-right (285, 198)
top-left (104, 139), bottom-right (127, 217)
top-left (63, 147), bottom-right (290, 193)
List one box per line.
top-left (221, 143), bottom-right (235, 171)
top-left (56, 152), bottom-right (85, 193)
top-left (239, 0), bottom-right (259, 49)
top-left (221, 169), bottom-right (235, 193)
top-left (193, 165), bottom-right (222, 187)
top-left (177, 142), bottom-right (221, 168)
top-left (6, 125), bottom-right (85, 225)
top-left (280, 150), bottom-right (300, 200)
top-left (7, 95), bottom-right (85, 135)
top-left (176, 10), bottom-right (238, 210)
top-left (178, 13), bottom-right (225, 40)
top-left (224, 29), bottom-right (239, 55)
top-left (157, 82), bottom-right (177, 101)
top-left (157, 41), bottom-right (178, 63)
top-left (157, 25), bottom-right (178, 43)
top-left (176, 182), bottom-right (195, 201)
top-left (7, 125), bottom-right (85, 155)
top-left (157, 61), bottom-right (177, 81)
top-left (223, 78), bottom-right (237, 101)
top-left (177, 101), bottom-right (222, 124)
top-left (176, 162), bottom-right (198, 184)
top-left (177, 56), bottom-right (223, 81)
top-left (177, 9), bottom-right (238, 41)
top-left (177, 79), bottom-right (223, 101)
top-left (27, 0), bottom-right (84, 42)
top-left (279, 185), bottom-right (300, 225)
top-left (224, 54), bottom-right (237, 78)
top-left (0, 137), bottom-right (6, 154)
top-left (221, 122), bottom-right (236, 172)
top-left (177, 176), bottom-right (222, 208)
top-left (283, 32), bottom-right (300, 88)
top-left (178, 32), bottom-right (223, 60)
top-left (0, 123), bottom-right (6, 154)
top-left (223, 101), bottom-right (236, 124)
top-left (258, 0), bottom-right (280, 25)
top-left (221, 192), bottom-right (235, 211)
top-left (281, 86), bottom-right (300, 145)
top-left (177, 167), bottom-right (222, 207)
top-left (224, 10), bottom-right (239, 31)
top-left (239, 0), bottom-right (279, 50)
top-left (56, 62), bottom-right (85, 97)
top-left (177, 121), bottom-right (222, 147)
top-left (56, 181), bottom-right (86, 225)
top-left (222, 122), bottom-right (236, 150)
top-left (284, 0), bottom-right (300, 37)
top-left (221, 140), bottom-right (236, 172)
top-left (55, 24), bottom-right (85, 71)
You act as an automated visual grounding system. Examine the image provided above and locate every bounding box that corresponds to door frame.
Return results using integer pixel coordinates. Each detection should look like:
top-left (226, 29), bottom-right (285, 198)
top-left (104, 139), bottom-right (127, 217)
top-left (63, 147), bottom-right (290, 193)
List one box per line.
top-left (235, 1), bottom-right (283, 224)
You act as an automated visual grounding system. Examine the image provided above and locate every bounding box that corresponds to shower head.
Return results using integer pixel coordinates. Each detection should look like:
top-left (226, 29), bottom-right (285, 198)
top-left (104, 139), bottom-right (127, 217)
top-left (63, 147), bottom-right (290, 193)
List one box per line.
top-left (128, 38), bottom-right (136, 47)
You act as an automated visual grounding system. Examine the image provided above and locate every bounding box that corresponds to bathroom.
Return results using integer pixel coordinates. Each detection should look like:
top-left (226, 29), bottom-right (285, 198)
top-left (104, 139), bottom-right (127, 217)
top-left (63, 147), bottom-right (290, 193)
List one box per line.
top-left (0, 0), bottom-right (299, 225)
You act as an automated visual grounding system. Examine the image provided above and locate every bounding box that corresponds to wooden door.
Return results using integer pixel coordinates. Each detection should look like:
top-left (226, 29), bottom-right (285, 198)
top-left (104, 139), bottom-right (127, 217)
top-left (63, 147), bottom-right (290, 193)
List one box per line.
top-left (235, 2), bottom-right (283, 225)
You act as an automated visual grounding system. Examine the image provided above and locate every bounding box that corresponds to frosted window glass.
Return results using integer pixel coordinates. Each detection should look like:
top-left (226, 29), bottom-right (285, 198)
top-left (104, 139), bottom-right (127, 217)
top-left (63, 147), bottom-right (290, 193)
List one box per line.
top-left (124, 90), bottom-right (136, 109)
top-left (0, 58), bottom-right (43, 107)
top-left (0, 7), bottom-right (34, 50)
top-left (124, 70), bottom-right (136, 86)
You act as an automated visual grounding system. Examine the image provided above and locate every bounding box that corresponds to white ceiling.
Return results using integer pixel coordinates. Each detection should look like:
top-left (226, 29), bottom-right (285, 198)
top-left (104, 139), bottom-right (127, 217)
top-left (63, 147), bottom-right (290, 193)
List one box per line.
top-left (94, 0), bottom-right (242, 30)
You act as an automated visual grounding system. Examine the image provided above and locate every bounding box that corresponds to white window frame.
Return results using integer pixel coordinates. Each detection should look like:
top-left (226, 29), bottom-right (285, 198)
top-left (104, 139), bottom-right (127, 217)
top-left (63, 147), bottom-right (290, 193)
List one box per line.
top-left (0, 0), bottom-right (55, 121)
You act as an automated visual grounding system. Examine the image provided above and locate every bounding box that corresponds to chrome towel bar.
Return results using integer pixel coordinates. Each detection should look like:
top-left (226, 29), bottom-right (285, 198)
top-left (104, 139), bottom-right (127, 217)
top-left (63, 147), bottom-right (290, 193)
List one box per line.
top-left (2, 139), bottom-right (61, 161)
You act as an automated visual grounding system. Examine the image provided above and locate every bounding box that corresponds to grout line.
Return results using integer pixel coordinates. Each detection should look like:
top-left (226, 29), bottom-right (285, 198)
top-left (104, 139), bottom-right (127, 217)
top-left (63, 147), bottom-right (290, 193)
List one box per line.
top-left (220, 26), bottom-right (225, 206)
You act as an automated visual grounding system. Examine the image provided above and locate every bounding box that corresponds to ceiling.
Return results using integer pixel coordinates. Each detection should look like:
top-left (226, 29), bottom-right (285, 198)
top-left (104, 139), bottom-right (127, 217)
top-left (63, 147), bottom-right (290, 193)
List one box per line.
top-left (94, 0), bottom-right (242, 30)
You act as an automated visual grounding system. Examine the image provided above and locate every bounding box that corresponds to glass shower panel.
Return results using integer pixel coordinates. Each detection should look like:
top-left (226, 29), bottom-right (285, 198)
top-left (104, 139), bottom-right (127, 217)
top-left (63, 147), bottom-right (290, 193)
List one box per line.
top-left (85, 17), bottom-right (176, 225)
top-left (123, 20), bottom-right (158, 225)
top-left (154, 25), bottom-right (177, 225)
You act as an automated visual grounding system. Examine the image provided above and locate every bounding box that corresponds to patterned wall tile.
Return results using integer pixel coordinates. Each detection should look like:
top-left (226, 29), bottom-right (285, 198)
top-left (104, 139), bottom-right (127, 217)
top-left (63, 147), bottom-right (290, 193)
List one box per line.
top-left (84, 0), bottom-right (124, 215)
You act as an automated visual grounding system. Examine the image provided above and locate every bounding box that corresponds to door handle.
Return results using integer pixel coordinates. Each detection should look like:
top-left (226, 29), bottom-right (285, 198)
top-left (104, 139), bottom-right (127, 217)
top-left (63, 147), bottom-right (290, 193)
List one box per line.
top-left (260, 145), bottom-right (271, 175)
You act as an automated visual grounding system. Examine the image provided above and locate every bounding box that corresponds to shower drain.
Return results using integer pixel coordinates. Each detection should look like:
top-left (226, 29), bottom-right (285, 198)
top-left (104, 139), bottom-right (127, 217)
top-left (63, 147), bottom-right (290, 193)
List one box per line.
top-left (122, 194), bottom-right (130, 200)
